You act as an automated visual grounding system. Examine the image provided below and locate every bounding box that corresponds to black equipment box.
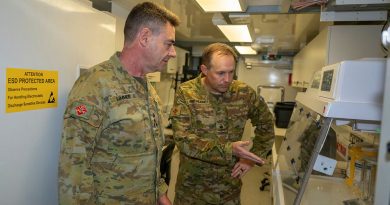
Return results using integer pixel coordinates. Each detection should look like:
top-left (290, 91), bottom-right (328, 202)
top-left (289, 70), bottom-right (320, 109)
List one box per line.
top-left (274, 102), bottom-right (295, 128)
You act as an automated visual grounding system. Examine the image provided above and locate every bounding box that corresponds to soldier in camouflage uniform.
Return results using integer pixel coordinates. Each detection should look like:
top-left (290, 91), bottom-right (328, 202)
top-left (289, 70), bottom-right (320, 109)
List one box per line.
top-left (170, 43), bottom-right (275, 205)
top-left (58, 2), bottom-right (179, 205)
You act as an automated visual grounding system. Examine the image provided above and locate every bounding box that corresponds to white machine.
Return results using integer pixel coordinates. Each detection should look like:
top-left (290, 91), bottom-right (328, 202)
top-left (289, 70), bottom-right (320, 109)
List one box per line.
top-left (296, 58), bottom-right (386, 130)
top-left (275, 58), bottom-right (386, 205)
top-left (296, 58), bottom-right (385, 120)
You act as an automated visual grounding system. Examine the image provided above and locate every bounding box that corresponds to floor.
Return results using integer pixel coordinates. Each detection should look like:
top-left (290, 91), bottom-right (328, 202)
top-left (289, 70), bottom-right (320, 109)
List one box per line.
top-left (166, 146), bottom-right (273, 205)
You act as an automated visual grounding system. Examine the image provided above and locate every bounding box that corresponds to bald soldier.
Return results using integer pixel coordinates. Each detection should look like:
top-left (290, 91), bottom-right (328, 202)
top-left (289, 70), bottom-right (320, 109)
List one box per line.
top-left (170, 43), bottom-right (275, 205)
top-left (58, 2), bottom-right (179, 205)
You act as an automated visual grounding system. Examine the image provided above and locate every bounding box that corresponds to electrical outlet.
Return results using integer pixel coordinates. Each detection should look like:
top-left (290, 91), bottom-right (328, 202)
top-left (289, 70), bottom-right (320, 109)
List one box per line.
top-left (313, 155), bottom-right (337, 176)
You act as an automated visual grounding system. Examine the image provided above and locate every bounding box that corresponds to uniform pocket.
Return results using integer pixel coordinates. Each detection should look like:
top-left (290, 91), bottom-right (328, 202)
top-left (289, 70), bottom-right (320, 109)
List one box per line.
top-left (100, 98), bottom-right (155, 156)
top-left (191, 103), bottom-right (215, 130)
top-left (91, 152), bottom-right (156, 201)
top-left (107, 98), bottom-right (147, 125)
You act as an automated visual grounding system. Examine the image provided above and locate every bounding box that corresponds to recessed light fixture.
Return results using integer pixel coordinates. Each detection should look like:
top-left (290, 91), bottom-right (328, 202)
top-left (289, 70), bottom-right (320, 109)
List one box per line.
top-left (195, 0), bottom-right (247, 12)
top-left (217, 25), bottom-right (252, 42)
top-left (235, 46), bottom-right (257, 55)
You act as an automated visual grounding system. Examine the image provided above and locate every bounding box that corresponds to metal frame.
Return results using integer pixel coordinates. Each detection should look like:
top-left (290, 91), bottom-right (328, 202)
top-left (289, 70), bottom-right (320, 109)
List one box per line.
top-left (374, 48), bottom-right (390, 205)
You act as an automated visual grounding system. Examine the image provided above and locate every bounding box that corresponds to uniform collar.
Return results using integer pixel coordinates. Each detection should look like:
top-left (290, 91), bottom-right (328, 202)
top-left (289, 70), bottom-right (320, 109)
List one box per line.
top-left (110, 52), bottom-right (130, 82)
top-left (110, 52), bottom-right (150, 92)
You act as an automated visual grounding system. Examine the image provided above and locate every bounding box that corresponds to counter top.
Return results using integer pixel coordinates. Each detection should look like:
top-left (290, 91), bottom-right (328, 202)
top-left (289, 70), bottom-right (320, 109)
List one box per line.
top-left (274, 126), bottom-right (287, 137)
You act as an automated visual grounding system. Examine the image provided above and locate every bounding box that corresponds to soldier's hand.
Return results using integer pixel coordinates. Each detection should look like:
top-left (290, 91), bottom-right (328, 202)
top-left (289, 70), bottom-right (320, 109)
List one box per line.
top-left (158, 193), bottom-right (171, 205)
top-left (231, 158), bottom-right (254, 178)
top-left (232, 141), bottom-right (264, 165)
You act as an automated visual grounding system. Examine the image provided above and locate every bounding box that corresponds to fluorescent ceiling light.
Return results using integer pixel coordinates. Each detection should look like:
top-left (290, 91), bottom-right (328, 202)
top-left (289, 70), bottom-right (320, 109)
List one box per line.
top-left (235, 46), bottom-right (257, 55)
top-left (195, 0), bottom-right (246, 12)
top-left (37, 0), bottom-right (93, 13)
top-left (217, 25), bottom-right (252, 42)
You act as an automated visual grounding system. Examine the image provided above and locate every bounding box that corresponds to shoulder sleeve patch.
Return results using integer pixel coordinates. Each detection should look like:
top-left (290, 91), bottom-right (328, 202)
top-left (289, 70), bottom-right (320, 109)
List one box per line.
top-left (65, 101), bottom-right (103, 127)
top-left (69, 102), bottom-right (94, 119)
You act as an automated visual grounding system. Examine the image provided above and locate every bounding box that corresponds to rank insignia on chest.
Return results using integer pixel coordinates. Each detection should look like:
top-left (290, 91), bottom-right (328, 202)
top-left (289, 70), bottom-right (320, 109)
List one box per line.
top-left (171, 107), bottom-right (179, 115)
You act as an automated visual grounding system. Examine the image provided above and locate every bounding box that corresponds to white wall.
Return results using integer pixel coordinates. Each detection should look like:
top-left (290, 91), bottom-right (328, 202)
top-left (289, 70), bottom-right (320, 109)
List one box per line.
top-left (236, 58), bottom-right (298, 102)
top-left (0, 1), bottom-right (115, 204)
top-left (112, 1), bottom-right (128, 51)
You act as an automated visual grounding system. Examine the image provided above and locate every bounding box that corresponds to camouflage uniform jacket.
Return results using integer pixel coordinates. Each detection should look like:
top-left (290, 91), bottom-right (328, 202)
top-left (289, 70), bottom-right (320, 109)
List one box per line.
top-left (170, 75), bottom-right (275, 203)
top-left (58, 52), bottom-right (168, 205)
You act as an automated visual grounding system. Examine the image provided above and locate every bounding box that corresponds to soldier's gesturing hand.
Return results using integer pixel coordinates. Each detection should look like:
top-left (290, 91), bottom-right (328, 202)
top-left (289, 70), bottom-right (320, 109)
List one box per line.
top-left (232, 141), bottom-right (264, 165)
top-left (231, 158), bottom-right (254, 178)
top-left (158, 194), bottom-right (171, 205)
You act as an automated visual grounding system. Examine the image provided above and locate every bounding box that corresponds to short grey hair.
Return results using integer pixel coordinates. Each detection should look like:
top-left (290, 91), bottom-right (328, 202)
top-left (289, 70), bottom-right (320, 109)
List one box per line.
top-left (124, 1), bottom-right (180, 43)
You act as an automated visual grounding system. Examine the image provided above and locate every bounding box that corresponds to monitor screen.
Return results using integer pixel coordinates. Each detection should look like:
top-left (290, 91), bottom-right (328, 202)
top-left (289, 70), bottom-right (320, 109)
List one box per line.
top-left (321, 69), bottom-right (334, 92)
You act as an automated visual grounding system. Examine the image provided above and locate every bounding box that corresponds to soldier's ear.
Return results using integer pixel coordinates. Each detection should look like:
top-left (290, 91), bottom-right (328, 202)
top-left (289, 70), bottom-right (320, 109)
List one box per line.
top-left (200, 64), bottom-right (208, 76)
top-left (138, 27), bottom-right (152, 47)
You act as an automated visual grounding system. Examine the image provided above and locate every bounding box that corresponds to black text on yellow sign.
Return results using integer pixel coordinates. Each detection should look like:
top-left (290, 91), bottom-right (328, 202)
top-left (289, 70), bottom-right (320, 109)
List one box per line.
top-left (6, 68), bottom-right (58, 113)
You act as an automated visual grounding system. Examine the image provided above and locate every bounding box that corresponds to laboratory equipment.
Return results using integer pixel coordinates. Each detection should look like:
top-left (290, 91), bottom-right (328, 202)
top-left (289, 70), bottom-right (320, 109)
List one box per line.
top-left (275, 58), bottom-right (386, 205)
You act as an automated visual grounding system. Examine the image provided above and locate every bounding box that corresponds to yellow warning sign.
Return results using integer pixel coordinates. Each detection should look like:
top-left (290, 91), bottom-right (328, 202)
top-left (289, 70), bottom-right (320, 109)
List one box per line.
top-left (6, 68), bottom-right (58, 113)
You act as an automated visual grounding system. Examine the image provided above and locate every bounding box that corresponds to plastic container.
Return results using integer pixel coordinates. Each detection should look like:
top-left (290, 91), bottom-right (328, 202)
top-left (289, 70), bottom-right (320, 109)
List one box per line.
top-left (361, 157), bottom-right (377, 203)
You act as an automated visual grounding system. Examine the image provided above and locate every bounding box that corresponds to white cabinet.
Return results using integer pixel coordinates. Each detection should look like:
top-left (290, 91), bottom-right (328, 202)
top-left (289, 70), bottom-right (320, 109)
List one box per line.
top-left (374, 57), bottom-right (390, 205)
top-left (292, 25), bottom-right (384, 88)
